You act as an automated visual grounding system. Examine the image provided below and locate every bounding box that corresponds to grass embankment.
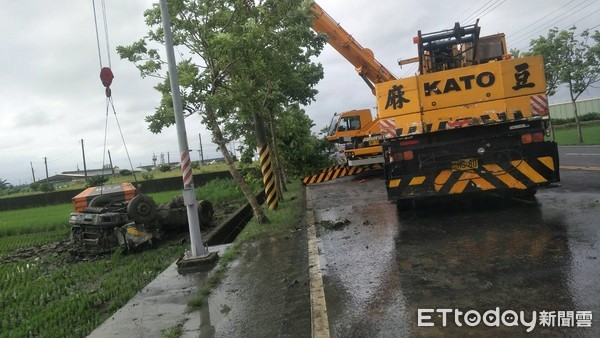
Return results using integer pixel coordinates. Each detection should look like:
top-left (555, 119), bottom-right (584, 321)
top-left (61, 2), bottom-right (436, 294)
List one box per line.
top-left (0, 178), bottom-right (252, 337)
top-left (187, 180), bottom-right (305, 309)
top-left (0, 162), bottom-right (238, 199)
top-left (550, 124), bottom-right (600, 145)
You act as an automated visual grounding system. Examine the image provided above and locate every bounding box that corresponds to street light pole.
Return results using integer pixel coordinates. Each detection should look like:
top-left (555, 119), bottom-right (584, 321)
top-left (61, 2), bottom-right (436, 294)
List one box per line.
top-left (159, 0), bottom-right (207, 258)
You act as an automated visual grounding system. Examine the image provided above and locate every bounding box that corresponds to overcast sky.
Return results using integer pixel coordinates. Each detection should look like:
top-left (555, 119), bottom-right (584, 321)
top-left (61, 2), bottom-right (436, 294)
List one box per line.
top-left (1, 0), bottom-right (599, 186)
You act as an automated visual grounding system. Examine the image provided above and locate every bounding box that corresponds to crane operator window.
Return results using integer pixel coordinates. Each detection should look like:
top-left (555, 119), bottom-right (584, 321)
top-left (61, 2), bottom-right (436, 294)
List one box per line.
top-left (337, 116), bottom-right (361, 132)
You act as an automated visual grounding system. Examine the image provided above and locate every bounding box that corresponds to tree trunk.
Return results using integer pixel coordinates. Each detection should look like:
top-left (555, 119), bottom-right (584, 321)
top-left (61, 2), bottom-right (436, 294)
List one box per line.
top-left (267, 108), bottom-right (287, 194)
top-left (571, 99), bottom-right (584, 143)
top-left (206, 106), bottom-right (268, 224)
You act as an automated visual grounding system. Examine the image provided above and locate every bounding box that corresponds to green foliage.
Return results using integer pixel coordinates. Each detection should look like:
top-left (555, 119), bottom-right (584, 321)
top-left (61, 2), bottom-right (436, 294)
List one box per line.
top-left (162, 323), bottom-right (184, 338)
top-left (158, 164), bottom-right (172, 172)
top-left (551, 112), bottom-right (600, 125)
top-left (276, 104), bottom-right (335, 176)
top-left (30, 181), bottom-right (55, 192)
top-left (119, 169), bottom-right (132, 176)
top-left (0, 178), bottom-right (11, 190)
top-left (117, 0), bottom-right (325, 160)
top-left (87, 176), bottom-right (108, 187)
top-left (196, 178), bottom-right (260, 206)
top-left (142, 172), bottom-right (155, 181)
top-left (525, 26), bottom-right (600, 143)
top-left (527, 27), bottom-right (600, 98)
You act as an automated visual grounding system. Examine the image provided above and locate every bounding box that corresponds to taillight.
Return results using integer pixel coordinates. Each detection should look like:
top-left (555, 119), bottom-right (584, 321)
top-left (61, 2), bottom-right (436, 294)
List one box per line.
top-left (389, 150), bottom-right (414, 162)
top-left (400, 140), bottom-right (419, 146)
top-left (521, 132), bottom-right (544, 144)
top-left (533, 132), bottom-right (544, 142)
top-left (391, 152), bottom-right (404, 162)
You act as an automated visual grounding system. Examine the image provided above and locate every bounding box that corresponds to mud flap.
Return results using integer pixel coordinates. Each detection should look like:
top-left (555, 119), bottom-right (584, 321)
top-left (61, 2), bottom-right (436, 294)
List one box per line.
top-left (387, 154), bottom-right (560, 201)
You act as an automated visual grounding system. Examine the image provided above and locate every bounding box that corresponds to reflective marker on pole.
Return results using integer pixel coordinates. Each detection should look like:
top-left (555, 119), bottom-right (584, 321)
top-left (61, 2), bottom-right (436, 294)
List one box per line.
top-left (159, 0), bottom-right (207, 257)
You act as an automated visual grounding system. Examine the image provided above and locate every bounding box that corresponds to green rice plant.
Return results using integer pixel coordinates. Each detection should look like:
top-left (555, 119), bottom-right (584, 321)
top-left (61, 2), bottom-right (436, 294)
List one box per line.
top-left (0, 228), bottom-right (69, 256)
top-left (0, 242), bottom-right (188, 337)
top-left (0, 203), bottom-right (72, 237)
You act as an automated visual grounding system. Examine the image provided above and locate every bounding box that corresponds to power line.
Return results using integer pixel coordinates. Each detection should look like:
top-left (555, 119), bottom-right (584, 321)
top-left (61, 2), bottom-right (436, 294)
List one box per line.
top-left (459, 0), bottom-right (495, 24)
top-left (510, 0), bottom-right (595, 47)
top-left (478, 0), bottom-right (507, 20)
top-left (507, 0), bottom-right (576, 40)
top-left (462, 0), bottom-right (505, 24)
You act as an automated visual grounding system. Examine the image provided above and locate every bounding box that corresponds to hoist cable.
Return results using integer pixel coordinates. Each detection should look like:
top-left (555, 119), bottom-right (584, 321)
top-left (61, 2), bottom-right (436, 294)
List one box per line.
top-left (109, 96), bottom-right (138, 182)
top-left (91, 0), bottom-right (138, 187)
top-left (101, 0), bottom-right (112, 68)
top-left (91, 0), bottom-right (103, 69)
top-left (100, 98), bottom-right (110, 194)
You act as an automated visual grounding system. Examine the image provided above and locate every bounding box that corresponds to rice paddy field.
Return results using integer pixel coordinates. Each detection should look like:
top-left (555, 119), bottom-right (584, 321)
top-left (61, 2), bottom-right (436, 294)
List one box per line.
top-left (0, 179), bottom-right (250, 337)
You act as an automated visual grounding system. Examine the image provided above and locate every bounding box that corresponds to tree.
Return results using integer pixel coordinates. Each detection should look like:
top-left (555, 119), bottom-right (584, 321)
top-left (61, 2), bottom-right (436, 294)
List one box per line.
top-left (527, 27), bottom-right (600, 143)
top-left (0, 179), bottom-right (10, 191)
top-left (117, 0), bottom-right (324, 223)
top-left (275, 104), bottom-right (335, 176)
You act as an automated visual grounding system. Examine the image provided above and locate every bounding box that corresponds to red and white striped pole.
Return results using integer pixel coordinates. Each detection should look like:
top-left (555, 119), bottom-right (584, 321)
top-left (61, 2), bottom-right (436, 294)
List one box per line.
top-left (160, 0), bottom-right (207, 258)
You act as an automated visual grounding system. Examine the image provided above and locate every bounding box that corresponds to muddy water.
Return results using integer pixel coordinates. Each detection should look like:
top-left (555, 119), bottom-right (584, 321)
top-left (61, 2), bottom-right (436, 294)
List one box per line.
top-left (310, 176), bottom-right (599, 337)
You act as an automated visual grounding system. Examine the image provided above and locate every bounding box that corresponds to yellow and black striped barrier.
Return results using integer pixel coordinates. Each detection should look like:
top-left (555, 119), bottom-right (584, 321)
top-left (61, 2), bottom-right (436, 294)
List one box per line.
top-left (259, 145), bottom-right (278, 209)
top-left (388, 155), bottom-right (559, 198)
top-left (302, 163), bottom-right (383, 185)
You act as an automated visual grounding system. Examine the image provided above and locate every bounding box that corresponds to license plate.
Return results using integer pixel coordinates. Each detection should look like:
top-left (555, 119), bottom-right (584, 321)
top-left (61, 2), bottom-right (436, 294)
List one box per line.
top-left (451, 158), bottom-right (479, 171)
top-left (368, 140), bottom-right (380, 146)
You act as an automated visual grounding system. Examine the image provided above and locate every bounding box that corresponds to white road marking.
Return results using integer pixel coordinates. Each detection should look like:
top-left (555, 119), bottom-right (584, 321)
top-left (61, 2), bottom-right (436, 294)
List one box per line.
top-left (306, 188), bottom-right (330, 338)
top-left (560, 165), bottom-right (600, 171)
top-left (565, 153), bottom-right (600, 156)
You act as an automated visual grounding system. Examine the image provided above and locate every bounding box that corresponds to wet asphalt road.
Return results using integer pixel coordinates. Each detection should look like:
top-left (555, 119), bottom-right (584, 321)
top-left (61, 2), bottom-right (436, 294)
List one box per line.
top-left (309, 146), bottom-right (600, 337)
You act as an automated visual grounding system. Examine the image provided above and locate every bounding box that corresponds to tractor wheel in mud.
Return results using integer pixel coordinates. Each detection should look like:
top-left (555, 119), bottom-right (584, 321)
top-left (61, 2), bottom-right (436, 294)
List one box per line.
top-left (127, 195), bottom-right (157, 224)
top-left (196, 200), bottom-right (214, 226)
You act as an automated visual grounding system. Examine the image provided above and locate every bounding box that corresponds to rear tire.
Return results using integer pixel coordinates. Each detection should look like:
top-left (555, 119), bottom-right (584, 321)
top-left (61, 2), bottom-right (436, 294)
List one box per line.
top-left (127, 195), bottom-right (157, 224)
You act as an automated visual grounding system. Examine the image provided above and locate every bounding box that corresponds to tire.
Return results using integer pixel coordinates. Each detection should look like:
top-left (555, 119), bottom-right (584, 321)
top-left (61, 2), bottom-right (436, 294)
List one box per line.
top-left (196, 200), bottom-right (214, 225)
top-left (89, 195), bottom-right (112, 208)
top-left (127, 195), bottom-right (157, 224)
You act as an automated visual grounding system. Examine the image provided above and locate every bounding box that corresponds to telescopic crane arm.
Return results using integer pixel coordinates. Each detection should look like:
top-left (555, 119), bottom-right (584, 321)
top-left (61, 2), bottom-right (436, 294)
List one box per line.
top-left (311, 3), bottom-right (397, 93)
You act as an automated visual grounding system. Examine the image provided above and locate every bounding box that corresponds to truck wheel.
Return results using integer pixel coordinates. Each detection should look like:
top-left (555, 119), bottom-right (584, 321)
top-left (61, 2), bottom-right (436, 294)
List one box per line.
top-left (196, 200), bottom-right (214, 226)
top-left (89, 195), bottom-right (112, 208)
top-left (127, 195), bottom-right (157, 224)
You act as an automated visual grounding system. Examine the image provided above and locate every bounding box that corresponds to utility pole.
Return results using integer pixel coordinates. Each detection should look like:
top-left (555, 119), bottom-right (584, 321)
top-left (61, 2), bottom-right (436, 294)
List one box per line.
top-left (160, 0), bottom-right (212, 263)
top-left (167, 151), bottom-right (170, 165)
top-left (108, 150), bottom-right (115, 174)
top-left (198, 133), bottom-right (204, 165)
top-left (44, 157), bottom-right (49, 184)
top-left (81, 139), bottom-right (88, 182)
top-left (30, 161), bottom-right (36, 183)
top-left (152, 153), bottom-right (157, 168)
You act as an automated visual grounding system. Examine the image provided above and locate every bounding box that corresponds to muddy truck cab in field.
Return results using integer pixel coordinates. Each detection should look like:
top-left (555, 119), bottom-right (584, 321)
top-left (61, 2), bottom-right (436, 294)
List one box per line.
top-left (69, 183), bottom-right (213, 254)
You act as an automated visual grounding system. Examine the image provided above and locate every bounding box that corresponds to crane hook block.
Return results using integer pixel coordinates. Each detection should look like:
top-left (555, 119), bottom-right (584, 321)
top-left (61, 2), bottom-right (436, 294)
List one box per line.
top-left (100, 67), bottom-right (114, 88)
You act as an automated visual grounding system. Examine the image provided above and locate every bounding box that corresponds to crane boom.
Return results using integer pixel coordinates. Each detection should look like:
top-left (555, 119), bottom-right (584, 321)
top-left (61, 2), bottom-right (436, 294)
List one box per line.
top-left (311, 3), bottom-right (397, 92)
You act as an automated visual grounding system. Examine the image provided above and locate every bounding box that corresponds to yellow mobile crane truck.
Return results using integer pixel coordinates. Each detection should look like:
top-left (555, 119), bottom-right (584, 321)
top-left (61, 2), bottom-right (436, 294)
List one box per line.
top-left (310, 3), bottom-right (394, 167)
top-left (378, 23), bottom-right (560, 203)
